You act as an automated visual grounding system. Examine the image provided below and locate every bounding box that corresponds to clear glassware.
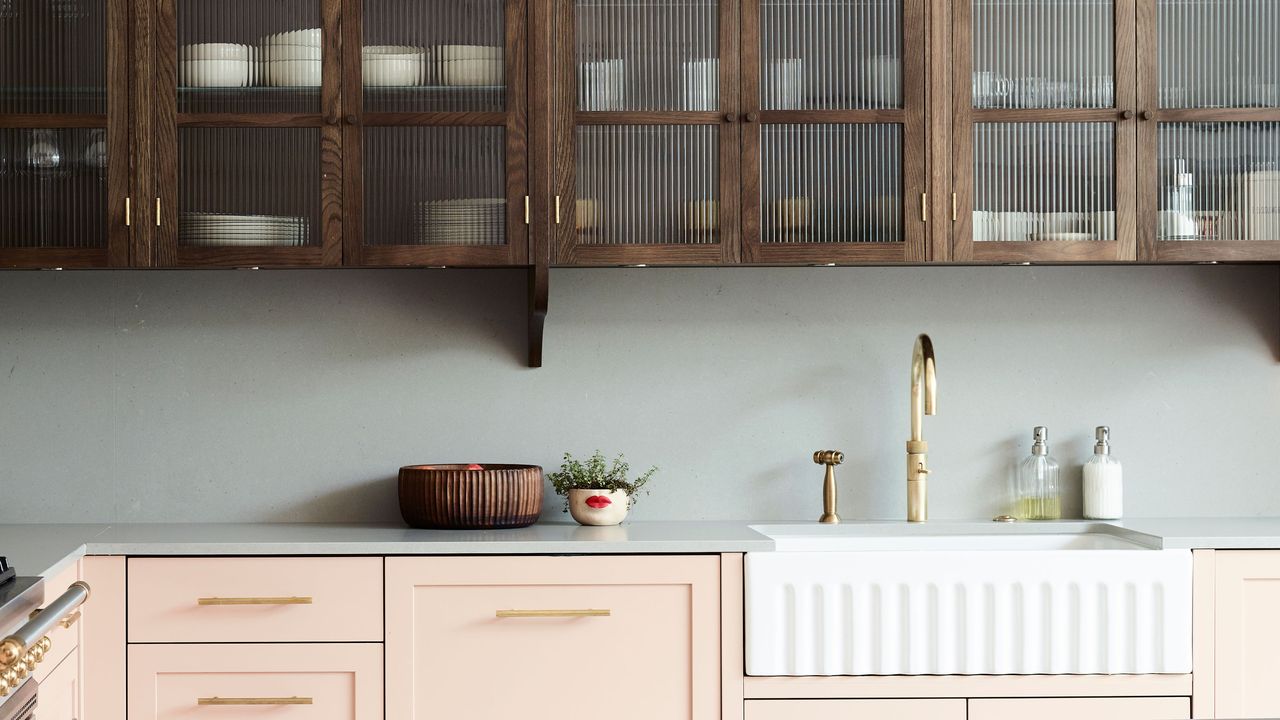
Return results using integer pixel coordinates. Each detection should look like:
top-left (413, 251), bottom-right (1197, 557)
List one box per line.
top-left (1016, 426), bottom-right (1061, 520)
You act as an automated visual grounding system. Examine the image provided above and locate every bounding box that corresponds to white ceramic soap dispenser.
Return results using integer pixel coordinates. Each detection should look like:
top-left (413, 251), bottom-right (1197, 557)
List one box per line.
top-left (1083, 425), bottom-right (1123, 519)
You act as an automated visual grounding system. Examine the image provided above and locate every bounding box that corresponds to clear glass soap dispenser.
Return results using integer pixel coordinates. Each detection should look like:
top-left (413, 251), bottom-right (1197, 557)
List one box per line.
top-left (1016, 426), bottom-right (1061, 520)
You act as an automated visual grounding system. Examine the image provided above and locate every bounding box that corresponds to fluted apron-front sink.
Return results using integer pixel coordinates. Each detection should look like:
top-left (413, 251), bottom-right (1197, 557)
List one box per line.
top-left (744, 523), bottom-right (1192, 676)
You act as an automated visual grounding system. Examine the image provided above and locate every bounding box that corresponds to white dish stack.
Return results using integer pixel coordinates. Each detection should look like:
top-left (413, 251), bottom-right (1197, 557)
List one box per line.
top-left (579, 59), bottom-right (624, 110)
top-left (262, 28), bottom-right (322, 87)
top-left (363, 45), bottom-right (427, 87)
top-left (179, 212), bottom-right (311, 247)
top-left (438, 45), bottom-right (503, 87)
top-left (180, 43), bottom-right (251, 88)
top-left (415, 198), bottom-right (505, 245)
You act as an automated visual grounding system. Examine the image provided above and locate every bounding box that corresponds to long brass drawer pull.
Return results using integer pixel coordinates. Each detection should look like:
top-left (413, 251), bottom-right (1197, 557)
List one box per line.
top-left (495, 609), bottom-right (610, 618)
top-left (197, 596), bottom-right (313, 606)
top-left (198, 697), bottom-right (313, 706)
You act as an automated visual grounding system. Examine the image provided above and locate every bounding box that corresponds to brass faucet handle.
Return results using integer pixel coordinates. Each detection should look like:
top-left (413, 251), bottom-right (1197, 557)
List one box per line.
top-left (813, 450), bottom-right (845, 465)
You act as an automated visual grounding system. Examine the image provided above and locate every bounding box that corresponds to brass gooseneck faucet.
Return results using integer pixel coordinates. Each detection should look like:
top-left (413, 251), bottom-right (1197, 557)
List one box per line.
top-left (907, 334), bottom-right (936, 522)
top-left (813, 450), bottom-right (844, 524)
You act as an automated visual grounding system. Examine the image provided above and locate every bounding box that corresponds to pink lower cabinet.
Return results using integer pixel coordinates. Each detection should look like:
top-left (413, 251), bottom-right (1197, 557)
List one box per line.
top-left (1211, 550), bottom-right (1280, 718)
top-left (127, 644), bottom-right (383, 720)
top-left (968, 698), bottom-right (1191, 720)
top-left (385, 555), bottom-right (721, 719)
top-left (745, 699), bottom-right (965, 720)
top-left (33, 648), bottom-right (80, 720)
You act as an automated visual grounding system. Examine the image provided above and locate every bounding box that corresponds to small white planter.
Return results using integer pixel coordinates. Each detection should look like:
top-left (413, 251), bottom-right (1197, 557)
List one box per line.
top-left (567, 489), bottom-right (629, 526)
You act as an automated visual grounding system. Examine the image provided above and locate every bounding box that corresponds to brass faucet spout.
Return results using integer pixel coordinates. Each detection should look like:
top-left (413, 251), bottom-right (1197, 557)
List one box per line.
top-left (907, 334), bottom-right (936, 523)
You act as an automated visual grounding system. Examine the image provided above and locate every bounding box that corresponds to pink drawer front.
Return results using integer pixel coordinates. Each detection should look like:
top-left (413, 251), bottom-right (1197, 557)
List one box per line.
top-left (127, 557), bottom-right (382, 643)
top-left (128, 644), bottom-right (382, 720)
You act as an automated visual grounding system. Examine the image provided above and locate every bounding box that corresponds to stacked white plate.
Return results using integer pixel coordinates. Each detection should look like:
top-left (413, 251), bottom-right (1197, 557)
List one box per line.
top-left (363, 45), bottom-right (427, 87)
top-left (415, 198), bottom-right (505, 245)
top-left (437, 45), bottom-right (503, 86)
top-left (179, 212), bottom-right (310, 247)
top-left (262, 28), bottom-right (322, 87)
top-left (180, 43), bottom-right (250, 88)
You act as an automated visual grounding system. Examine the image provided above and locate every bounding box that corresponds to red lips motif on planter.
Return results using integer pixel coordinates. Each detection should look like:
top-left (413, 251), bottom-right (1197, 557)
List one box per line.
top-left (585, 495), bottom-right (613, 509)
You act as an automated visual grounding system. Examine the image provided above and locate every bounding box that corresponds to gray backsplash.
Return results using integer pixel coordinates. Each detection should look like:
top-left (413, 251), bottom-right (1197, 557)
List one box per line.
top-left (0, 264), bottom-right (1276, 524)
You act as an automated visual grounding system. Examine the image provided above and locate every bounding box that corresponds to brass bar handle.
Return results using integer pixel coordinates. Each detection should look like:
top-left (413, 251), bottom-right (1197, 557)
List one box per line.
top-left (0, 582), bottom-right (90, 670)
top-left (921, 193), bottom-right (928, 223)
top-left (124, 197), bottom-right (131, 227)
top-left (524, 195), bottom-right (531, 225)
top-left (951, 193), bottom-right (958, 222)
top-left (554, 195), bottom-right (562, 224)
top-left (198, 697), bottom-right (313, 706)
top-left (495, 609), bottom-right (611, 618)
top-left (155, 198), bottom-right (161, 227)
top-left (197, 596), bottom-right (313, 606)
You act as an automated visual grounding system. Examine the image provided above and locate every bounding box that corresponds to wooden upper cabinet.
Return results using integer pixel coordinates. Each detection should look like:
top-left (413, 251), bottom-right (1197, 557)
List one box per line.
top-left (1137, 0), bottom-right (1280, 261)
top-left (740, 0), bottom-right (928, 263)
top-left (342, 0), bottom-right (529, 267)
top-left (951, 0), bottom-right (1138, 262)
top-left (550, 0), bottom-right (741, 264)
top-left (149, 0), bottom-right (344, 267)
top-left (0, 0), bottom-right (131, 268)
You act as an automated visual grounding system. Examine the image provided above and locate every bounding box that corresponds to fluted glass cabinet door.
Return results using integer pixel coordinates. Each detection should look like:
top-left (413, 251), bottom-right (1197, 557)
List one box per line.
top-left (952, 0), bottom-right (1137, 262)
top-left (344, 0), bottom-right (527, 265)
top-left (740, 0), bottom-right (926, 263)
top-left (552, 0), bottom-right (739, 264)
top-left (0, 0), bottom-right (130, 267)
top-left (1138, 0), bottom-right (1280, 260)
top-left (152, 0), bottom-right (342, 266)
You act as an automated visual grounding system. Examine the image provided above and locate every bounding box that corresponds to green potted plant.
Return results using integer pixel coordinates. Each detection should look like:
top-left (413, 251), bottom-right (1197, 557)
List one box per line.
top-left (548, 451), bottom-right (656, 526)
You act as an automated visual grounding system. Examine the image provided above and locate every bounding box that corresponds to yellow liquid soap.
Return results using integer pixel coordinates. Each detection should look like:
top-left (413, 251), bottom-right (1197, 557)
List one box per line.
top-left (1017, 496), bottom-right (1061, 520)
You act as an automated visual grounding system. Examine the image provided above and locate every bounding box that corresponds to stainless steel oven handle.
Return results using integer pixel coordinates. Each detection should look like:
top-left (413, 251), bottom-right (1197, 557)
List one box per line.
top-left (0, 582), bottom-right (89, 670)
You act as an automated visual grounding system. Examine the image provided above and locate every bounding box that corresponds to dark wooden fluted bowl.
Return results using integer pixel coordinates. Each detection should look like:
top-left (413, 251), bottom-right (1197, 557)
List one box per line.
top-left (398, 464), bottom-right (544, 530)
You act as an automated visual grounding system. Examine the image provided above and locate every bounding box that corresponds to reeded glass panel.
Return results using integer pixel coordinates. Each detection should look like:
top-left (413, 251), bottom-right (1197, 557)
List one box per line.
top-left (178, 0), bottom-right (321, 114)
top-left (0, 0), bottom-right (107, 114)
top-left (761, 124), bottom-right (901, 243)
top-left (971, 0), bottom-right (1115, 109)
top-left (972, 122), bottom-right (1115, 241)
top-left (364, 126), bottom-right (507, 246)
top-left (362, 0), bottom-right (505, 113)
top-left (0, 128), bottom-right (108, 248)
top-left (1158, 122), bottom-right (1280, 241)
top-left (576, 125), bottom-right (718, 244)
top-left (760, 0), bottom-right (902, 110)
top-left (576, 0), bottom-right (718, 111)
top-left (178, 127), bottom-right (319, 247)
top-left (1159, 0), bottom-right (1279, 108)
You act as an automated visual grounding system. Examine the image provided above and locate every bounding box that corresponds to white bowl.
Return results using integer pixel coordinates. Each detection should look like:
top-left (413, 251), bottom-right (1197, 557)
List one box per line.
top-left (181, 42), bottom-right (248, 60)
top-left (363, 56), bottom-right (421, 86)
top-left (437, 44), bottom-right (502, 61)
top-left (363, 44), bottom-right (423, 56)
top-left (261, 44), bottom-right (322, 60)
top-left (441, 58), bottom-right (503, 86)
top-left (268, 59), bottom-right (322, 87)
top-left (268, 28), bottom-right (322, 46)
top-left (180, 59), bottom-right (249, 88)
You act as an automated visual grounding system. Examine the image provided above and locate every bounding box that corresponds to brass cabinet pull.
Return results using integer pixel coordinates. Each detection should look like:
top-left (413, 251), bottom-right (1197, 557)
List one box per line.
top-left (58, 611), bottom-right (80, 629)
top-left (124, 198), bottom-right (131, 227)
top-left (554, 195), bottom-right (562, 224)
top-left (496, 609), bottom-right (610, 618)
top-left (921, 193), bottom-right (928, 223)
top-left (524, 195), bottom-right (531, 225)
top-left (197, 596), bottom-right (313, 606)
top-left (951, 193), bottom-right (958, 222)
top-left (155, 198), bottom-right (161, 227)
top-left (198, 697), bottom-right (313, 706)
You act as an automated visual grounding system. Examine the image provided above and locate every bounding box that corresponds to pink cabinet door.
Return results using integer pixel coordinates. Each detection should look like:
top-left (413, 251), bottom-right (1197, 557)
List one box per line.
top-left (127, 557), bottom-right (383, 643)
top-left (745, 699), bottom-right (965, 720)
top-left (127, 644), bottom-right (382, 720)
top-left (33, 648), bottom-right (80, 720)
top-left (386, 555), bottom-right (720, 720)
top-left (1214, 550), bottom-right (1280, 718)
top-left (969, 698), bottom-right (1190, 720)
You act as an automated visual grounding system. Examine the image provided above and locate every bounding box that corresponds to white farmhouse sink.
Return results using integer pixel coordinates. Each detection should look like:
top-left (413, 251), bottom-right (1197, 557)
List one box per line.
top-left (745, 523), bottom-right (1192, 677)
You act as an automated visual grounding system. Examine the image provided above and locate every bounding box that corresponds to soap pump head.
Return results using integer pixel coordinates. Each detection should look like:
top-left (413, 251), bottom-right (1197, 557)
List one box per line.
top-left (1094, 426), bottom-right (1111, 455)
top-left (1031, 426), bottom-right (1048, 456)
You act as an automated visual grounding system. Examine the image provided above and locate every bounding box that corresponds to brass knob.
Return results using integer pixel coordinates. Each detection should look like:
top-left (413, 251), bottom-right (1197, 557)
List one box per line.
top-left (813, 450), bottom-right (845, 465)
top-left (37, 638), bottom-right (50, 653)
top-left (1121, 110), bottom-right (1134, 120)
top-left (29, 647), bottom-right (42, 663)
top-left (1, 669), bottom-right (17, 688)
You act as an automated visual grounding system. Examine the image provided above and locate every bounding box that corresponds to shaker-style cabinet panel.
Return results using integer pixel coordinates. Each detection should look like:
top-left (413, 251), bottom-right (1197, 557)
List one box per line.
top-left (951, 0), bottom-right (1137, 262)
top-left (33, 649), bottom-right (81, 720)
top-left (1138, 0), bottom-right (1280, 261)
top-left (385, 555), bottom-right (721, 718)
top-left (0, 0), bottom-right (132, 268)
top-left (1210, 551), bottom-right (1280, 718)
